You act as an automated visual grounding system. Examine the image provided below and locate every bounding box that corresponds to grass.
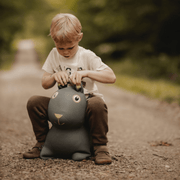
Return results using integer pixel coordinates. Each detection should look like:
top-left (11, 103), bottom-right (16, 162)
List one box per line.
top-left (0, 52), bottom-right (15, 70)
top-left (115, 74), bottom-right (180, 104)
top-left (107, 60), bottom-right (180, 105)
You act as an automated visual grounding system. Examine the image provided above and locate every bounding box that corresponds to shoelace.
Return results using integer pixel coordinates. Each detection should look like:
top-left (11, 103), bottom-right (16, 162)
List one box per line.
top-left (96, 151), bottom-right (110, 156)
top-left (32, 146), bottom-right (43, 151)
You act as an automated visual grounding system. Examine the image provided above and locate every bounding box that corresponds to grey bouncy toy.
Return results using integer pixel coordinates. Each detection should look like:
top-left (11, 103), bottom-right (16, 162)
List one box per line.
top-left (40, 83), bottom-right (91, 161)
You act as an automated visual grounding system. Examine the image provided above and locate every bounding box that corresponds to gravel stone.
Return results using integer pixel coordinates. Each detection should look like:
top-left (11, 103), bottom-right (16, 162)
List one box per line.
top-left (0, 44), bottom-right (180, 180)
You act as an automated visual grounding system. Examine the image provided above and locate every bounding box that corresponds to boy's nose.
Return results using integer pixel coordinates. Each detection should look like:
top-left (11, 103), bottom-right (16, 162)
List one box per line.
top-left (63, 49), bottom-right (69, 53)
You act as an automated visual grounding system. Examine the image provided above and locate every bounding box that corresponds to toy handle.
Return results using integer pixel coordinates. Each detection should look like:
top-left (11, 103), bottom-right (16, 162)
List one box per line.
top-left (58, 82), bottom-right (69, 89)
top-left (75, 82), bottom-right (84, 93)
top-left (58, 82), bottom-right (84, 93)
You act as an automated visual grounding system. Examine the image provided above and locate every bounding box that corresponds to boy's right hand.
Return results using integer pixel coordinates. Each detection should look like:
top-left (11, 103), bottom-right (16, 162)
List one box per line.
top-left (53, 71), bottom-right (69, 86)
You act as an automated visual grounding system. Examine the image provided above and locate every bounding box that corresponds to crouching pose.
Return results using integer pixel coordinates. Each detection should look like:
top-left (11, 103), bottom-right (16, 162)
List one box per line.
top-left (23, 13), bottom-right (116, 165)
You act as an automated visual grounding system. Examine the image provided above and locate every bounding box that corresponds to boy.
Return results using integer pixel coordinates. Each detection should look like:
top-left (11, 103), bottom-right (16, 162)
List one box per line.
top-left (23, 13), bottom-right (116, 165)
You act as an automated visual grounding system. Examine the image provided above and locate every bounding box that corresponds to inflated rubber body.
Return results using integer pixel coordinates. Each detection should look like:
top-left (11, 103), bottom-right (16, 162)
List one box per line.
top-left (40, 83), bottom-right (91, 161)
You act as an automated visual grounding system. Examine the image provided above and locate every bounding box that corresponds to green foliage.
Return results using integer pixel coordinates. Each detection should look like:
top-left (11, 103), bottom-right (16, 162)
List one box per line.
top-left (0, 1), bottom-right (24, 68)
top-left (114, 73), bottom-right (180, 105)
top-left (1, 0), bottom-right (180, 103)
top-left (107, 55), bottom-right (180, 84)
top-left (0, 0), bottom-right (79, 69)
top-left (0, 51), bottom-right (15, 70)
top-left (76, 0), bottom-right (180, 86)
top-left (77, 0), bottom-right (180, 58)
top-left (109, 57), bottom-right (180, 104)
top-left (0, 0), bottom-right (51, 69)
top-left (14, 0), bottom-right (79, 65)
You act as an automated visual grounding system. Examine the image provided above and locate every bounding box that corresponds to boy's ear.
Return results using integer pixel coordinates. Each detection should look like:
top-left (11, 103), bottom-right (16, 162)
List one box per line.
top-left (78, 33), bottom-right (83, 42)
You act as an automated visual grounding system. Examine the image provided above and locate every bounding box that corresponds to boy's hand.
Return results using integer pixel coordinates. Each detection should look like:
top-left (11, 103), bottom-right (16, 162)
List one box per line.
top-left (70, 71), bottom-right (87, 85)
top-left (53, 71), bottom-right (69, 86)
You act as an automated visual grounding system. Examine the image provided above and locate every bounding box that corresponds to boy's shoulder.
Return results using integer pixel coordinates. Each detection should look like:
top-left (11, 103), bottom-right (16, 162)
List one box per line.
top-left (79, 46), bottom-right (97, 58)
top-left (48, 47), bottom-right (59, 58)
top-left (51, 47), bottom-right (58, 53)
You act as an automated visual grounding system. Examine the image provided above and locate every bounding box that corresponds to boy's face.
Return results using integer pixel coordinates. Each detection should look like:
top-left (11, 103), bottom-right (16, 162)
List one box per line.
top-left (55, 40), bottom-right (80, 59)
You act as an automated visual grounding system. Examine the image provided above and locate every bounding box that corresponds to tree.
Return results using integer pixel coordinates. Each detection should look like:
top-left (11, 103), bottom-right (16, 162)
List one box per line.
top-left (76, 0), bottom-right (180, 58)
top-left (0, 0), bottom-right (50, 67)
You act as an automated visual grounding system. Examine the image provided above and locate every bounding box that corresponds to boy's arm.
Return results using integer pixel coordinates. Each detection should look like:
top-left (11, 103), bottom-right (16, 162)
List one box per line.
top-left (42, 71), bottom-right (69, 89)
top-left (70, 67), bottom-right (116, 85)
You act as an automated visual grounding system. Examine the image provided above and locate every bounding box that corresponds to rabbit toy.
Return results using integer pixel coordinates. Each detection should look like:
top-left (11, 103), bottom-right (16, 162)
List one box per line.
top-left (40, 83), bottom-right (91, 161)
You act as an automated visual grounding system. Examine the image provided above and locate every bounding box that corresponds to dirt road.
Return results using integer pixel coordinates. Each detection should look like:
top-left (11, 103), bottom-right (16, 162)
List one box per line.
top-left (0, 41), bottom-right (180, 180)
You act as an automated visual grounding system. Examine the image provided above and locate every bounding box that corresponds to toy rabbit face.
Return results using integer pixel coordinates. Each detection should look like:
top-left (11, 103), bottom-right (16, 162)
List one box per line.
top-left (48, 85), bottom-right (87, 129)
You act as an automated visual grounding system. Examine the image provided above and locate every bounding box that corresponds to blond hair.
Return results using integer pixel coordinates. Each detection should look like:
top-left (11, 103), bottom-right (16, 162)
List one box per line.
top-left (50, 13), bottom-right (82, 43)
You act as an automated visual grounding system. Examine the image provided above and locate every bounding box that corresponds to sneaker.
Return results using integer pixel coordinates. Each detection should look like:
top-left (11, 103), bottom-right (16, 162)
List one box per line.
top-left (94, 145), bottom-right (112, 165)
top-left (23, 142), bottom-right (44, 159)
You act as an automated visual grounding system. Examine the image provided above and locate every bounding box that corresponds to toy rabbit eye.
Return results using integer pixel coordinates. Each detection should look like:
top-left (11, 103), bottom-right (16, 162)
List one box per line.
top-left (52, 92), bottom-right (58, 99)
top-left (72, 95), bottom-right (81, 103)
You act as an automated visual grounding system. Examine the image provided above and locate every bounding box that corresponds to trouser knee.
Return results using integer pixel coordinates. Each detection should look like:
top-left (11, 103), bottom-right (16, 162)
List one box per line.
top-left (87, 96), bottom-right (107, 114)
top-left (27, 95), bottom-right (40, 111)
top-left (86, 96), bottom-right (108, 145)
top-left (26, 95), bottom-right (50, 142)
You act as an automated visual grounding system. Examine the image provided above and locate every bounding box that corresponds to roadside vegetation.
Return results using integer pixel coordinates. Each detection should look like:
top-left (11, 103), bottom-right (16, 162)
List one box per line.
top-left (1, 0), bottom-right (180, 105)
top-left (107, 58), bottom-right (180, 105)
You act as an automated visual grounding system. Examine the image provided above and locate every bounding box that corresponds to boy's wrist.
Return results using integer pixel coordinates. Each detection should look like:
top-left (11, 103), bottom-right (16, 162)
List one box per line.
top-left (85, 70), bottom-right (91, 78)
top-left (52, 73), bottom-right (57, 81)
top-left (82, 70), bottom-right (89, 78)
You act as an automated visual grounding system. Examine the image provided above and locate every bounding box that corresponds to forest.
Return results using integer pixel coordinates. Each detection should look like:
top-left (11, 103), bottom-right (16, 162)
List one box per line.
top-left (0, 0), bottom-right (180, 102)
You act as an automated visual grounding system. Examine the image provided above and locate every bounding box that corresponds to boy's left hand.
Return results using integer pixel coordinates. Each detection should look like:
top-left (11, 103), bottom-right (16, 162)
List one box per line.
top-left (70, 71), bottom-right (87, 85)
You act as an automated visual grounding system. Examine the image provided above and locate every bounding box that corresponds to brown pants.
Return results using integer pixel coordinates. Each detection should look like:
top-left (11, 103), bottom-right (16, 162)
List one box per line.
top-left (27, 95), bottom-right (108, 145)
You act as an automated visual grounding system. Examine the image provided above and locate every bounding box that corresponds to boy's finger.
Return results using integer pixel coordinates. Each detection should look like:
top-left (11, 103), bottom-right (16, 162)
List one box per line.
top-left (54, 75), bottom-right (60, 83)
top-left (69, 74), bottom-right (75, 84)
top-left (58, 77), bottom-right (64, 86)
top-left (62, 75), bottom-right (67, 83)
top-left (56, 75), bottom-right (65, 86)
top-left (57, 74), bottom-right (66, 85)
top-left (62, 76), bottom-right (69, 85)
top-left (72, 76), bottom-right (76, 84)
top-left (76, 77), bottom-right (81, 85)
top-left (76, 73), bottom-right (82, 85)
top-left (65, 73), bottom-right (69, 83)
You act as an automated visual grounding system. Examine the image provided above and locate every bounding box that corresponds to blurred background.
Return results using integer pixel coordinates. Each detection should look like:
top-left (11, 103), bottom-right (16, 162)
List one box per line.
top-left (0, 0), bottom-right (180, 104)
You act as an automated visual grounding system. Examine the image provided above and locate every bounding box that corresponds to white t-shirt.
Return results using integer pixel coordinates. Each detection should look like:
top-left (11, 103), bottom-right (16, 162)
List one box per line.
top-left (42, 46), bottom-right (108, 99)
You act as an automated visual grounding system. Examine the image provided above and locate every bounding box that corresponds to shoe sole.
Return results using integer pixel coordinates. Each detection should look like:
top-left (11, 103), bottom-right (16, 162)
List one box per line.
top-left (95, 160), bottom-right (112, 165)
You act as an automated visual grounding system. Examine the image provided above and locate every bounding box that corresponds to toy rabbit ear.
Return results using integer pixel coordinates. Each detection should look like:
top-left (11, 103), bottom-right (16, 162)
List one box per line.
top-left (75, 82), bottom-right (84, 93)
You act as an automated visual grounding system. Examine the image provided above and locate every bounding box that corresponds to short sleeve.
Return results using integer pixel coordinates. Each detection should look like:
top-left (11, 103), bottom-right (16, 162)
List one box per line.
top-left (42, 49), bottom-right (56, 74)
top-left (87, 50), bottom-right (108, 71)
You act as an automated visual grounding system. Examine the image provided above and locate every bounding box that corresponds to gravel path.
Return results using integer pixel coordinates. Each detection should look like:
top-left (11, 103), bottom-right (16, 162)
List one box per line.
top-left (0, 42), bottom-right (180, 180)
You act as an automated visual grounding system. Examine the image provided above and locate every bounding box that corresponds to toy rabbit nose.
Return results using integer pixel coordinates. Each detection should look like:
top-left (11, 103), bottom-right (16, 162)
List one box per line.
top-left (54, 113), bottom-right (63, 119)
